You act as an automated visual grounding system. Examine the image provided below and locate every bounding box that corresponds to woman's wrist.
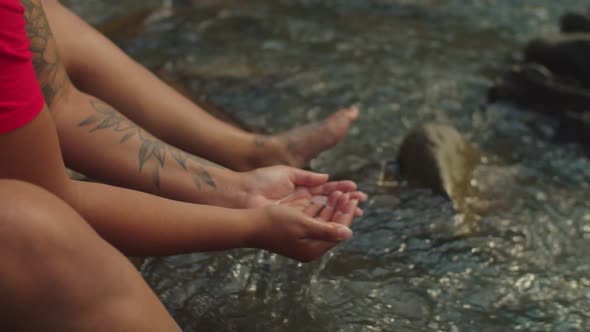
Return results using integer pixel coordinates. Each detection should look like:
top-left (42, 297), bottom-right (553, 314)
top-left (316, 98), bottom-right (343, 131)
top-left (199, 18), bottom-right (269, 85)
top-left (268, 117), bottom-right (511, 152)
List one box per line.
top-left (228, 170), bottom-right (267, 209)
top-left (186, 167), bottom-right (249, 208)
top-left (241, 207), bottom-right (268, 249)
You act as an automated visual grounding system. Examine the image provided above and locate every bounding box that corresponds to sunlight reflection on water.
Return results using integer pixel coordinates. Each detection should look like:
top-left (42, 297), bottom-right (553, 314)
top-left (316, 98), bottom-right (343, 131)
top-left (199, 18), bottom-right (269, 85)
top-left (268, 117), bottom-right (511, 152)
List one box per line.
top-left (69, 0), bottom-right (590, 330)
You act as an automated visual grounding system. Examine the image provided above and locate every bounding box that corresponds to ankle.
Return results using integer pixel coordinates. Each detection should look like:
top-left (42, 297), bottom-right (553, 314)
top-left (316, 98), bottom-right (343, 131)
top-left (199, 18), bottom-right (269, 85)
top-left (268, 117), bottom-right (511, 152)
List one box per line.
top-left (240, 135), bottom-right (291, 170)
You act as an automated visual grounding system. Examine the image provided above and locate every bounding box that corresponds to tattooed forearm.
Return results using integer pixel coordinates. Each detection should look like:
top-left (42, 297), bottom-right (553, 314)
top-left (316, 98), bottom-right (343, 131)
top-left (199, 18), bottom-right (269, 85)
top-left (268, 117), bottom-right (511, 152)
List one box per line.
top-left (78, 100), bottom-right (219, 191)
top-left (21, 0), bottom-right (69, 106)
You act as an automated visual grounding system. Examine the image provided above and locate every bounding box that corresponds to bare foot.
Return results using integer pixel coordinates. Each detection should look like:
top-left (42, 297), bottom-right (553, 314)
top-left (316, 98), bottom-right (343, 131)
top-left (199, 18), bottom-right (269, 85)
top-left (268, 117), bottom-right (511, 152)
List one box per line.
top-left (251, 106), bottom-right (360, 169)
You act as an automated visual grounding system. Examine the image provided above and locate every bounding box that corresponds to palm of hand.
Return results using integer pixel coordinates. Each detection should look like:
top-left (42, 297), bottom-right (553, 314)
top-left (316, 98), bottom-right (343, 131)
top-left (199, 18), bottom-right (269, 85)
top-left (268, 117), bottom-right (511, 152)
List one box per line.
top-left (244, 168), bottom-right (314, 208)
top-left (243, 166), bottom-right (362, 219)
top-left (245, 166), bottom-right (364, 261)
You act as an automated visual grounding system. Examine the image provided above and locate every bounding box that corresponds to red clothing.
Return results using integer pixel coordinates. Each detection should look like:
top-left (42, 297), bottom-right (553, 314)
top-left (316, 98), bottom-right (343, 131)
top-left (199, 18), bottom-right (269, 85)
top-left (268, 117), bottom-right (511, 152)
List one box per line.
top-left (0, 0), bottom-right (44, 134)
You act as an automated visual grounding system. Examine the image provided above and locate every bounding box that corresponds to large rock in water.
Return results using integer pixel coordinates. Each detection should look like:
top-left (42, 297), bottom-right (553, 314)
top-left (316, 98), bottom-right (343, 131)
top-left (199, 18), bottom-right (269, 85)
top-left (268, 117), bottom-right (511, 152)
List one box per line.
top-left (524, 34), bottom-right (590, 89)
top-left (397, 123), bottom-right (480, 202)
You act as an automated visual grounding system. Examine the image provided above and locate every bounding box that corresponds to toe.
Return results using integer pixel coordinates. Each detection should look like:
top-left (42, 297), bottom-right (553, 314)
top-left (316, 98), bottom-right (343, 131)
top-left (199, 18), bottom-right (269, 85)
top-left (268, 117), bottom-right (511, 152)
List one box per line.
top-left (345, 106), bottom-right (360, 121)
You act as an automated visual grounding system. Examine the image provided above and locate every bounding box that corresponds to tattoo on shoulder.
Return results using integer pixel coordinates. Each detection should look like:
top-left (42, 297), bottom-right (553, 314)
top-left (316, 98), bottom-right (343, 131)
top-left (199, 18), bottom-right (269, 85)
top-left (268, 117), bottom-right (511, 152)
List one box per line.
top-left (78, 100), bottom-right (219, 191)
top-left (21, 0), bottom-right (69, 106)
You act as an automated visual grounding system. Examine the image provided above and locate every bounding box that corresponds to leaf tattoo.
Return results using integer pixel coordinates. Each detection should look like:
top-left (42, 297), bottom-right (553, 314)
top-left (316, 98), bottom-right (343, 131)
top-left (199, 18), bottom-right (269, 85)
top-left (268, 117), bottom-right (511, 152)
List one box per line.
top-left (78, 100), bottom-right (217, 190)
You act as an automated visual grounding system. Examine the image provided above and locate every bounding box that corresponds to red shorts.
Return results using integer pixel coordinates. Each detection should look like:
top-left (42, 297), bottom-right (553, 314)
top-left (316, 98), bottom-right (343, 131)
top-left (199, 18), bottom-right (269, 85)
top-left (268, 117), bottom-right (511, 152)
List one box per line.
top-left (0, 0), bottom-right (44, 134)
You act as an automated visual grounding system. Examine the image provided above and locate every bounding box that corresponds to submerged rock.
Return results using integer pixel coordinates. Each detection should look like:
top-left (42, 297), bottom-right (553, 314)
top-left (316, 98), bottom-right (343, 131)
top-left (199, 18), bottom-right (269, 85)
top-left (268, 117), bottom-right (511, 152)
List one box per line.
top-left (488, 63), bottom-right (590, 114)
top-left (556, 111), bottom-right (590, 154)
top-left (524, 34), bottom-right (590, 89)
top-left (397, 123), bottom-right (480, 203)
top-left (560, 10), bottom-right (590, 33)
top-left (488, 61), bottom-right (590, 154)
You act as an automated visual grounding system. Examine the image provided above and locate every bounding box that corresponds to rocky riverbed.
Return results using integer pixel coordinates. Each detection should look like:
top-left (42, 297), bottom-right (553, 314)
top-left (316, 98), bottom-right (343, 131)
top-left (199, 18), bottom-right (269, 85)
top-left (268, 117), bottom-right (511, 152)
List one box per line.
top-left (67, 1), bottom-right (590, 331)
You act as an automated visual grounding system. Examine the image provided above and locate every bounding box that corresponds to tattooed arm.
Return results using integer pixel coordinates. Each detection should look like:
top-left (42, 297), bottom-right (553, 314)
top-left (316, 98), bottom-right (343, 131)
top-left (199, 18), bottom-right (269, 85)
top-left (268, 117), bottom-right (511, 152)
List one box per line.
top-left (63, 94), bottom-right (367, 211)
top-left (22, 0), bottom-right (367, 210)
top-left (42, 0), bottom-right (361, 173)
top-left (20, 0), bottom-right (250, 207)
top-left (41, 0), bottom-right (270, 171)
top-left (1, 108), bottom-right (356, 260)
top-left (21, 0), bottom-right (68, 107)
top-left (58, 93), bottom-right (251, 207)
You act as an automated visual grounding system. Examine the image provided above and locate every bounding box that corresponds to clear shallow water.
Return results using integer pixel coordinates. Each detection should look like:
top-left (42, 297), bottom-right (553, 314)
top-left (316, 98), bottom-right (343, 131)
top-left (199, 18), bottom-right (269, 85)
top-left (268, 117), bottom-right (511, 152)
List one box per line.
top-left (70, 1), bottom-right (590, 330)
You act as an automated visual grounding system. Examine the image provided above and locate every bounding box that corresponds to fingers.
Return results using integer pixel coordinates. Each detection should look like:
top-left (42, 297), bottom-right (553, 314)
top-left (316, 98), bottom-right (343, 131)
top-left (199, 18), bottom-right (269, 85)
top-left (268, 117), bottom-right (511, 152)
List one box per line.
top-left (327, 190), bottom-right (344, 208)
top-left (290, 168), bottom-right (329, 187)
top-left (355, 207), bottom-right (363, 217)
top-left (304, 191), bottom-right (348, 218)
top-left (323, 191), bottom-right (349, 214)
top-left (332, 199), bottom-right (359, 227)
top-left (308, 182), bottom-right (368, 203)
top-left (345, 105), bottom-right (360, 121)
top-left (316, 191), bottom-right (344, 221)
top-left (302, 201), bottom-right (324, 217)
top-left (321, 191), bottom-right (364, 216)
top-left (302, 199), bottom-right (358, 242)
top-left (295, 197), bottom-right (361, 261)
top-left (334, 192), bottom-right (351, 212)
top-left (317, 205), bottom-right (335, 222)
top-left (309, 180), bottom-right (357, 195)
top-left (349, 191), bottom-right (368, 202)
top-left (303, 217), bottom-right (353, 242)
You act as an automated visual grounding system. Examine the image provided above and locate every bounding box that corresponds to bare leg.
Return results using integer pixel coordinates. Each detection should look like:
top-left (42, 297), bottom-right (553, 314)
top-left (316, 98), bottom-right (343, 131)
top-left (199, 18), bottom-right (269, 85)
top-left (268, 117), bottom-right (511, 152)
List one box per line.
top-left (41, 0), bottom-right (359, 171)
top-left (254, 107), bottom-right (360, 166)
top-left (0, 180), bottom-right (181, 332)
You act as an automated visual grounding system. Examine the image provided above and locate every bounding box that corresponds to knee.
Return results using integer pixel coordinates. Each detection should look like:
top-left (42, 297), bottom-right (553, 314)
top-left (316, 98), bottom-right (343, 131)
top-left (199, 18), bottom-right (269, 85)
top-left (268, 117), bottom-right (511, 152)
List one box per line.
top-left (0, 180), bottom-right (136, 329)
top-left (0, 180), bottom-right (93, 299)
top-left (0, 180), bottom-right (67, 250)
top-left (0, 181), bottom-right (75, 320)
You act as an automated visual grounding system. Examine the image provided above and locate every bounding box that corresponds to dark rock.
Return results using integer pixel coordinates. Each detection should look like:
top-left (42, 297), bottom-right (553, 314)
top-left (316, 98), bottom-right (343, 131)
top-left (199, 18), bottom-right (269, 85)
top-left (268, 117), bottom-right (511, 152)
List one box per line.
top-left (560, 10), bottom-right (590, 33)
top-left (556, 111), bottom-right (590, 154)
top-left (397, 123), bottom-right (480, 202)
top-left (488, 63), bottom-right (590, 113)
top-left (524, 34), bottom-right (590, 89)
top-left (489, 63), bottom-right (590, 154)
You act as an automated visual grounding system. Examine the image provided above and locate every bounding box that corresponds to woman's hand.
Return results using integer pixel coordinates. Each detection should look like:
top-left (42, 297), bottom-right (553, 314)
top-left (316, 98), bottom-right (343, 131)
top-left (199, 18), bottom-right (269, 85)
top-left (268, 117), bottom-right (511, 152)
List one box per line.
top-left (238, 165), bottom-right (367, 216)
top-left (248, 198), bottom-right (359, 262)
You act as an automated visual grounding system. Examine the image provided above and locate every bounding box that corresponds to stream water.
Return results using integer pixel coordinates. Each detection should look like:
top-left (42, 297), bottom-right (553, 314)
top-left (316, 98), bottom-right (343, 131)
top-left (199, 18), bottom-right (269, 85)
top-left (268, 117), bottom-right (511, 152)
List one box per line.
top-left (67, 1), bottom-right (590, 330)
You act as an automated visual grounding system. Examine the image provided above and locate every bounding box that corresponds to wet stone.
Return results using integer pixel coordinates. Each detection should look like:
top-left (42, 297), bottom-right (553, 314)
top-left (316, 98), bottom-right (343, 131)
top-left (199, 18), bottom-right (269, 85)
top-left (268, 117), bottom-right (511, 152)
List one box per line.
top-left (556, 112), bottom-right (590, 155)
top-left (524, 34), bottom-right (590, 90)
top-left (488, 61), bottom-right (590, 154)
top-left (397, 123), bottom-right (480, 204)
top-left (66, 0), bottom-right (590, 330)
top-left (489, 63), bottom-right (590, 114)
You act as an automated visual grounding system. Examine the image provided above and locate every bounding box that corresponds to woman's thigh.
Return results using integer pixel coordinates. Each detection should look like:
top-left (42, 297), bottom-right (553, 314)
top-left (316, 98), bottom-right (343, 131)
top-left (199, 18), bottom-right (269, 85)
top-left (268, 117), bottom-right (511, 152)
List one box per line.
top-left (0, 179), bottom-right (180, 332)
